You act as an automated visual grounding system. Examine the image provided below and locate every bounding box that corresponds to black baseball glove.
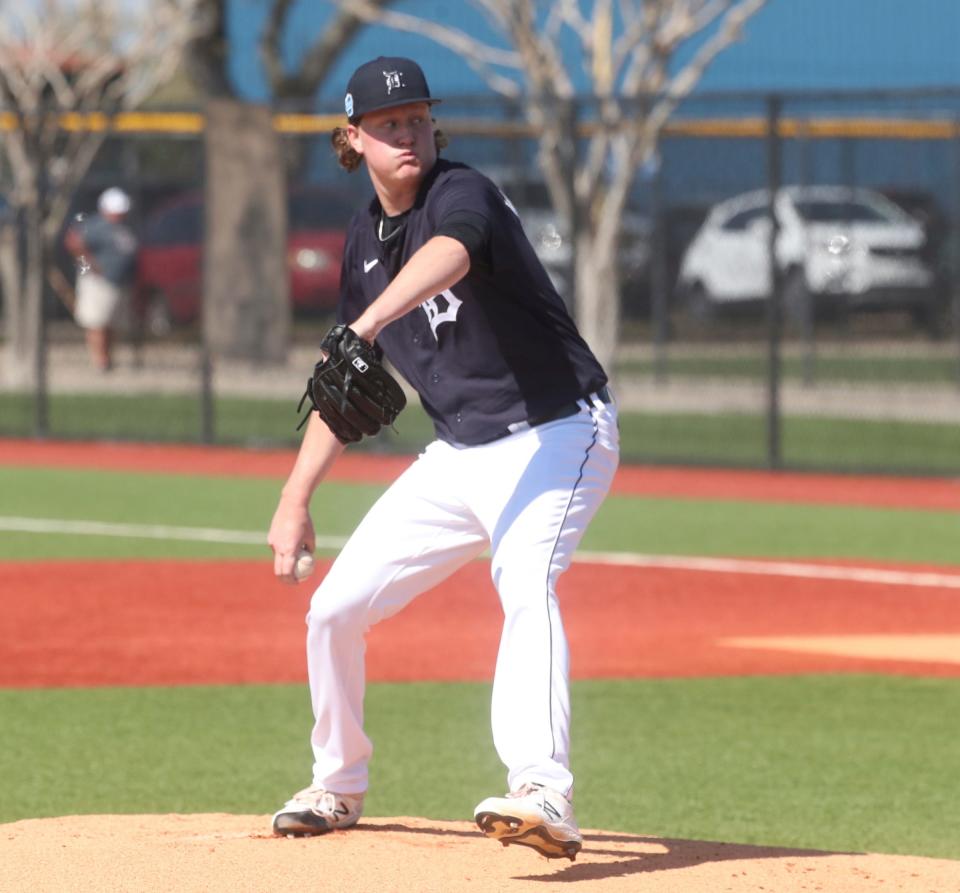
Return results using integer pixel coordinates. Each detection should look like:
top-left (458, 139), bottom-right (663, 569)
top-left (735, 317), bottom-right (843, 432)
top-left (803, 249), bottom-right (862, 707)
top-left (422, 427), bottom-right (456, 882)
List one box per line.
top-left (296, 324), bottom-right (406, 443)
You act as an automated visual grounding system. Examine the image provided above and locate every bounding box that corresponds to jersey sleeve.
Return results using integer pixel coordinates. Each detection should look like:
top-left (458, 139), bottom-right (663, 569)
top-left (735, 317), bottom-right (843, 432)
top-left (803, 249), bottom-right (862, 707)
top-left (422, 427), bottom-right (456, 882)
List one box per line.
top-left (428, 170), bottom-right (513, 264)
top-left (434, 209), bottom-right (490, 262)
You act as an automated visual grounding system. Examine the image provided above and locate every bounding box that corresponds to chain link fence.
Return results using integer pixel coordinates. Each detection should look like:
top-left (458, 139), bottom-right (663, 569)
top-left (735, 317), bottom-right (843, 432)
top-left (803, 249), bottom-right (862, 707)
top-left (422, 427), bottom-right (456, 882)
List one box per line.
top-left (2, 89), bottom-right (959, 473)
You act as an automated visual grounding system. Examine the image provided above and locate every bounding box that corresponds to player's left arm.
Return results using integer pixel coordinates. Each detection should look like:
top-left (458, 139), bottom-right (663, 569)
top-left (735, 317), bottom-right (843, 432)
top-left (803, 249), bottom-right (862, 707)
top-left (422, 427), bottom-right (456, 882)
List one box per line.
top-left (349, 235), bottom-right (469, 343)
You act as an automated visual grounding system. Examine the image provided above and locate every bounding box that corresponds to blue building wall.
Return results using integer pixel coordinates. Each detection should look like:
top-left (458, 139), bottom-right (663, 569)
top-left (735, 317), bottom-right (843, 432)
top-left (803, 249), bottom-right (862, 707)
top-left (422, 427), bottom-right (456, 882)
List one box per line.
top-left (225, 1), bottom-right (960, 212)
top-left (688, 0), bottom-right (960, 91)
top-left (228, 0), bottom-right (960, 105)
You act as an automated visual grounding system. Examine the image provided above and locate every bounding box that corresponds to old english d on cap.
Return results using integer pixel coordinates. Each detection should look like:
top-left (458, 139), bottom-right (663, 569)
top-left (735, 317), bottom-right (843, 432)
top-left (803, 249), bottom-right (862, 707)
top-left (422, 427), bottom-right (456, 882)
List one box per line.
top-left (344, 56), bottom-right (440, 123)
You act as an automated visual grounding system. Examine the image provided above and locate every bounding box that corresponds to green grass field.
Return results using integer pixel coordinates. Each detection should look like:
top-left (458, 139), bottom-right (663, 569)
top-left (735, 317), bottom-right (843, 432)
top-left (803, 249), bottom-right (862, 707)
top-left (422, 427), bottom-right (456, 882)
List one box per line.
top-left (1, 392), bottom-right (958, 473)
top-left (3, 677), bottom-right (958, 858)
top-left (1, 459), bottom-right (959, 859)
top-left (618, 351), bottom-right (960, 384)
top-left (2, 465), bottom-right (958, 564)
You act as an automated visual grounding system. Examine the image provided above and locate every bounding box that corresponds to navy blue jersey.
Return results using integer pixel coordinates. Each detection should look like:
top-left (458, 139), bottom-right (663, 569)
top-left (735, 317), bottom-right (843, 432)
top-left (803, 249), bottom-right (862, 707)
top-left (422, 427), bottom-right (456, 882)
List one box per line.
top-left (338, 159), bottom-right (607, 445)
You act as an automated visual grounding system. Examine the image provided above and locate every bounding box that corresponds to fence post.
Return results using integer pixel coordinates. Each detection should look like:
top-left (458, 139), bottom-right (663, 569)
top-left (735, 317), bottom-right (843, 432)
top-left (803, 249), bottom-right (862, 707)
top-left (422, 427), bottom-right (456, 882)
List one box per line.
top-left (954, 117), bottom-right (960, 388)
top-left (33, 279), bottom-right (48, 438)
top-left (199, 340), bottom-right (214, 444)
top-left (649, 149), bottom-right (670, 383)
top-left (23, 193), bottom-right (50, 438)
top-left (558, 97), bottom-right (579, 318)
top-left (765, 95), bottom-right (783, 469)
top-left (796, 122), bottom-right (816, 386)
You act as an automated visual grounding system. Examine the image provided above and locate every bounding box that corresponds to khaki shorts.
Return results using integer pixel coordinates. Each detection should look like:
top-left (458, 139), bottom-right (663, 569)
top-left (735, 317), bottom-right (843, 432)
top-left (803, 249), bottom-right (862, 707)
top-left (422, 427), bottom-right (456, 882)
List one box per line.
top-left (74, 272), bottom-right (128, 330)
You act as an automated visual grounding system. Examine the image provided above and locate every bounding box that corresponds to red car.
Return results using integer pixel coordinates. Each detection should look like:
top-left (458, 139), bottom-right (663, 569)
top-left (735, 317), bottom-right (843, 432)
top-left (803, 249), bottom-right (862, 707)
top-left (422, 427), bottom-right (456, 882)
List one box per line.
top-left (135, 184), bottom-right (355, 336)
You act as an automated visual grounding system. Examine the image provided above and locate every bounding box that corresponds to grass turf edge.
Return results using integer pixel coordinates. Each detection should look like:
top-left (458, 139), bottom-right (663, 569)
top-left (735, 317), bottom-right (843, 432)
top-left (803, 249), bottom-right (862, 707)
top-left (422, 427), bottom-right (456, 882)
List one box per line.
top-left (1, 675), bottom-right (957, 860)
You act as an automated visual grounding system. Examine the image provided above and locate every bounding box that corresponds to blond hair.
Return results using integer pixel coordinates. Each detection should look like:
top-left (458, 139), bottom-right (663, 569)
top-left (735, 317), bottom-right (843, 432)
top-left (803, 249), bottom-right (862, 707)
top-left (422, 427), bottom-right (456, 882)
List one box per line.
top-left (331, 124), bottom-right (448, 172)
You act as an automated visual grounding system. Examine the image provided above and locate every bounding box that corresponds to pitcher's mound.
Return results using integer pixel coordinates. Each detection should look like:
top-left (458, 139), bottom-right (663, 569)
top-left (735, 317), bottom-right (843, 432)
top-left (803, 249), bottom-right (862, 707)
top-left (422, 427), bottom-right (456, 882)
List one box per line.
top-left (1, 814), bottom-right (957, 892)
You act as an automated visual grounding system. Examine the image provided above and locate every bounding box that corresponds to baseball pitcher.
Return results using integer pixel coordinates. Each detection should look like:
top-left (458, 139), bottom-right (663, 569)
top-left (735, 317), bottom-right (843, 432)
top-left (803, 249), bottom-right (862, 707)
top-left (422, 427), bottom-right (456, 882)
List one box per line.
top-left (268, 56), bottom-right (619, 861)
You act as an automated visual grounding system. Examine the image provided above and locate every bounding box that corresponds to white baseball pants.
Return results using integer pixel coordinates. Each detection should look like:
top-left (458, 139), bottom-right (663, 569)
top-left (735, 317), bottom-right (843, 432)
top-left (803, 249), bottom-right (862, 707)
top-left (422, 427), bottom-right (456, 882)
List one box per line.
top-left (304, 397), bottom-right (619, 797)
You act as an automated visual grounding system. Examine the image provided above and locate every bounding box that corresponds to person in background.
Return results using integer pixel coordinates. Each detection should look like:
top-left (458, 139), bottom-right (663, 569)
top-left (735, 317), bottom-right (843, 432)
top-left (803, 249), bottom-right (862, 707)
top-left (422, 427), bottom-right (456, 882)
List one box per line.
top-left (65, 187), bottom-right (138, 372)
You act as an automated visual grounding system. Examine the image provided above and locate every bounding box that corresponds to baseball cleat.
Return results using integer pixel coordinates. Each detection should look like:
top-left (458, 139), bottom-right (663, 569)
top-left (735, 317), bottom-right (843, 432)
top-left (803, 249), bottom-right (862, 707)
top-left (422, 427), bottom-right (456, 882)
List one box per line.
top-left (474, 783), bottom-right (582, 860)
top-left (271, 785), bottom-right (364, 837)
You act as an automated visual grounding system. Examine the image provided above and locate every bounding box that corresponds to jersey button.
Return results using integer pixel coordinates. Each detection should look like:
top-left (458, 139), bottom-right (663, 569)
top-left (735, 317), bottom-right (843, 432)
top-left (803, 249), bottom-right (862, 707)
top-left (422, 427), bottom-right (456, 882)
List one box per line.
top-left (456, 412), bottom-right (463, 424)
top-left (431, 372), bottom-right (440, 384)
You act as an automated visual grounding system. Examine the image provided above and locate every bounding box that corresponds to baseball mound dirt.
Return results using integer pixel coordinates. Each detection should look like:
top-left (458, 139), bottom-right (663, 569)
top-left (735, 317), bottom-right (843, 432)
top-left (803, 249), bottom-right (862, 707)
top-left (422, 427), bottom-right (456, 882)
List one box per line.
top-left (2, 814), bottom-right (957, 893)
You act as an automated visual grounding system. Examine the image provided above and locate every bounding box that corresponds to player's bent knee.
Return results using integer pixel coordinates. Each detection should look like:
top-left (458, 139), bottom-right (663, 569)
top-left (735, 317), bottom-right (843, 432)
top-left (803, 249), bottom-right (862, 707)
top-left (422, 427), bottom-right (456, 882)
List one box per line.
top-left (494, 577), bottom-right (562, 615)
top-left (306, 589), bottom-right (371, 634)
top-left (494, 561), bottom-right (563, 593)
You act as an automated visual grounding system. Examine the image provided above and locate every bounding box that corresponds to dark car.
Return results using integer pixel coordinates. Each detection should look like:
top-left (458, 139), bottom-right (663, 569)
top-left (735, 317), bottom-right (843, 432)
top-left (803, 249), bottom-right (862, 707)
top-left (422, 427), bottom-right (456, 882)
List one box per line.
top-left (480, 170), bottom-right (652, 315)
top-left (136, 184), bottom-right (354, 336)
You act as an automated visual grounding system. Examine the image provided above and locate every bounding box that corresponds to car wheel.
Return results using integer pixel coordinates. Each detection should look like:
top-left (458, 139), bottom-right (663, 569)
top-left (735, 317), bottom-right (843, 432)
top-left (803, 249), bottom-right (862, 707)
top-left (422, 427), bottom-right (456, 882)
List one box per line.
top-left (686, 283), bottom-right (715, 323)
top-left (144, 291), bottom-right (174, 338)
top-left (912, 301), bottom-right (948, 340)
top-left (783, 269), bottom-right (814, 330)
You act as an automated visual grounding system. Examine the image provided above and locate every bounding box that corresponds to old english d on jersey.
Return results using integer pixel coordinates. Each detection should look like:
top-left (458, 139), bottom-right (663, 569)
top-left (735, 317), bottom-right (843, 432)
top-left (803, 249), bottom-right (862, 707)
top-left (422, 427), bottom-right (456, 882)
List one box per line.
top-left (338, 160), bottom-right (607, 445)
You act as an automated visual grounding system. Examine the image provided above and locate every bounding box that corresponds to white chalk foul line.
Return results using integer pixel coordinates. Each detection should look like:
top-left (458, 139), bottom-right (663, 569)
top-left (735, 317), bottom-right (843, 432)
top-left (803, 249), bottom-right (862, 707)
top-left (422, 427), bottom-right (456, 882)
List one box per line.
top-left (1, 516), bottom-right (958, 590)
top-left (0, 516), bottom-right (347, 550)
top-left (576, 550), bottom-right (960, 590)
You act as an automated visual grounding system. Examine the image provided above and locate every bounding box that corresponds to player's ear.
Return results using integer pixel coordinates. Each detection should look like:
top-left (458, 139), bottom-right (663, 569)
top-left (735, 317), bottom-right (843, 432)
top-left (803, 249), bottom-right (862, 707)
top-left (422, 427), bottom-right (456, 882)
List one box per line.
top-left (346, 123), bottom-right (364, 156)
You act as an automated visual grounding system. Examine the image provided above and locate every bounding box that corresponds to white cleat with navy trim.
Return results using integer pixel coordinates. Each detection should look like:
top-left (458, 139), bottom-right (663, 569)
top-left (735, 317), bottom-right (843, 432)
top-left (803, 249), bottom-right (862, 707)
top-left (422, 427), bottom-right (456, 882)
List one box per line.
top-left (474, 783), bottom-right (582, 860)
top-left (272, 785), bottom-right (364, 837)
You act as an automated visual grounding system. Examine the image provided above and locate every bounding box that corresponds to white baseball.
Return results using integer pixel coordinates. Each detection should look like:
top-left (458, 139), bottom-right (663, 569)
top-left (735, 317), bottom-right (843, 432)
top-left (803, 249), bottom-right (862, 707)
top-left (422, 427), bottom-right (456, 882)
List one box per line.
top-left (294, 548), bottom-right (315, 582)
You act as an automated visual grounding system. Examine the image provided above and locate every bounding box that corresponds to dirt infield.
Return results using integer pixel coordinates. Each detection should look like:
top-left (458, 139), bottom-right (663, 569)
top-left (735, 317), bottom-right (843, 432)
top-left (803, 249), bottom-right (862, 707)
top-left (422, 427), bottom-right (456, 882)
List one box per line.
top-left (3, 557), bottom-right (960, 687)
top-left (3, 560), bottom-right (958, 892)
top-left (2, 814), bottom-right (958, 893)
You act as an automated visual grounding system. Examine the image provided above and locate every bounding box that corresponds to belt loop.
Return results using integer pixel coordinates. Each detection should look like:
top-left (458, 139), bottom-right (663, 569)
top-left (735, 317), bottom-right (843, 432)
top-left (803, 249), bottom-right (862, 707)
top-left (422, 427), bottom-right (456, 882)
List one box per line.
top-left (588, 387), bottom-right (610, 410)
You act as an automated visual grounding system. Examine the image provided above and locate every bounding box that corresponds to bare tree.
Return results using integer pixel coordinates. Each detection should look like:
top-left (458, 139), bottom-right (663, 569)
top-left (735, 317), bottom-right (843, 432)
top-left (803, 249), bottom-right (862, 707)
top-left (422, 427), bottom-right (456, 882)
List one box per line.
top-left (185, 0), bottom-right (396, 106)
top-left (0, 0), bottom-right (198, 389)
top-left (330, 0), bottom-right (767, 373)
top-left (260, 0), bottom-right (397, 181)
top-left (260, 0), bottom-right (396, 106)
top-left (182, 0), bottom-right (233, 99)
top-left (175, 1), bottom-right (392, 362)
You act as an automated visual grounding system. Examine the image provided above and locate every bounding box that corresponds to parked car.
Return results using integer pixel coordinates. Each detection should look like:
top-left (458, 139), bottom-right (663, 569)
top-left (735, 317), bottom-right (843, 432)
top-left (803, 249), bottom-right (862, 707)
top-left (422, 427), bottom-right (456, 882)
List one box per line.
top-left (135, 184), bottom-right (354, 336)
top-left (877, 187), bottom-right (953, 280)
top-left (677, 185), bottom-right (942, 333)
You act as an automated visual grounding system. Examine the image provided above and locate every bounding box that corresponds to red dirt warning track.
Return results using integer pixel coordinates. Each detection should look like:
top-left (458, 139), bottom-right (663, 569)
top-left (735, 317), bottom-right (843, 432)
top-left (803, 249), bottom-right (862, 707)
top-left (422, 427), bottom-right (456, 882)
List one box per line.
top-left (2, 557), bottom-right (959, 688)
top-left (2, 438), bottom-right (959, 688)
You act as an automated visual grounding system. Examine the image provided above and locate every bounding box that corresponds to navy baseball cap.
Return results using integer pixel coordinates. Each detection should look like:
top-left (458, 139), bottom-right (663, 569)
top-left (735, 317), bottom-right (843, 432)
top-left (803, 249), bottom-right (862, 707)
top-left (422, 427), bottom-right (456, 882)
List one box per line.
top-left (344, 56), bottom-right (440, 123)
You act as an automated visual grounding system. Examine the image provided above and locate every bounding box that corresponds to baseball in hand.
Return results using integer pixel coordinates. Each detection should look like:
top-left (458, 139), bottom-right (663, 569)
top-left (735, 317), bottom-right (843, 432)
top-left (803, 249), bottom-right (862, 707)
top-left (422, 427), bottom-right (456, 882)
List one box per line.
top-left (294, 547), bottom-right (315, 582)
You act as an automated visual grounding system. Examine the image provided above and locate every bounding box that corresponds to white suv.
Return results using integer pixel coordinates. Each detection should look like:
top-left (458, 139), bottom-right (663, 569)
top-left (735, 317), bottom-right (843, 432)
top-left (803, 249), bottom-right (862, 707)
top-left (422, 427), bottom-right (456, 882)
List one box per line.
top-left (677, 186), bottom-right (941, 331)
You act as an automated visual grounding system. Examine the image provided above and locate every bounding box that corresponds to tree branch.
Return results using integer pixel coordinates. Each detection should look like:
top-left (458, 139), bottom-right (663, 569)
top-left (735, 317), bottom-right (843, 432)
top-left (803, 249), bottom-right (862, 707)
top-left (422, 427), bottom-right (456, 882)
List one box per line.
top-left (333, 0), bottom-right (524, 98)
top-left (183, 0), bottom-right (235, 98)
top-left (262, 0), bottom-right (394, 102)
top-left (653, 0), bottom-right (767, 125)
top-left (0, 0), bottom-right (201, 213)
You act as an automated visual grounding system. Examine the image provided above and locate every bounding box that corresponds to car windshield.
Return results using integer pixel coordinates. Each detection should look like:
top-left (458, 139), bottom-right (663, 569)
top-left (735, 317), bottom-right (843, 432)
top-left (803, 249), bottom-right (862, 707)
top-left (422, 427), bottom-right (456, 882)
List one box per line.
top-left (792, 199), bottom-right (891, 223)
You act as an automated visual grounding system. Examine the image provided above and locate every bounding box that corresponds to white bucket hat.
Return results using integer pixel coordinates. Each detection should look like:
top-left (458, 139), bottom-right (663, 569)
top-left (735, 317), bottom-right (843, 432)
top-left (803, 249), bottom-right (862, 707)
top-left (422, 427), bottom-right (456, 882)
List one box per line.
top-left (98, 187), bottom-right (131, 215)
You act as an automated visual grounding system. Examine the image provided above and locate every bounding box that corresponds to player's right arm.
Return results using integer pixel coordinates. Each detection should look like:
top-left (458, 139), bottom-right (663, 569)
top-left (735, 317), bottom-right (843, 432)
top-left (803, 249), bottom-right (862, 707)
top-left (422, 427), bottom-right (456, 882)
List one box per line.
top-left (268, 412), bottom-right (346, 583)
